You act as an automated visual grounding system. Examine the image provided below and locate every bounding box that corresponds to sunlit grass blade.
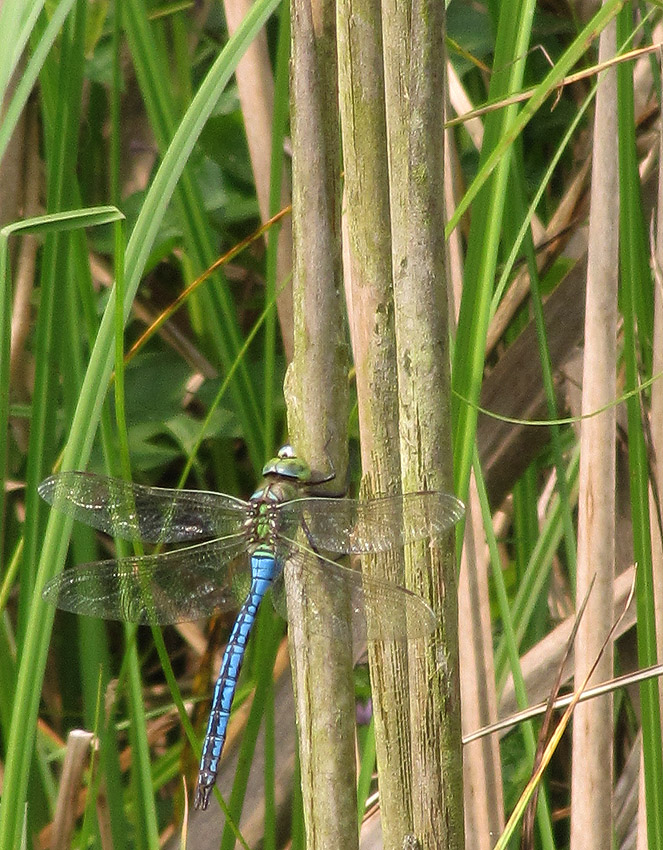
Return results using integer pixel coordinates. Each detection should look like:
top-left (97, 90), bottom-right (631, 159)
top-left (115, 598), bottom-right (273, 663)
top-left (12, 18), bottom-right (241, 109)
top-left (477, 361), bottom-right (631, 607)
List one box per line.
top-left (0, 0), bottom-right (78, 164)
top-left (0, 0), bottom-right (41, 105)
top-left (617, 6), bottom-right (663, 847)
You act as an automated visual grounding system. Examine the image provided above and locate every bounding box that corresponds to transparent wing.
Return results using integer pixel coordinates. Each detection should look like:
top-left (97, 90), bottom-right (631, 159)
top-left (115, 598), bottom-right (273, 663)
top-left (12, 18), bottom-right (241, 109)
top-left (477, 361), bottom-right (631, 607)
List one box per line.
top-left (275, 491), bottom-right (464, 554)
top-left (42, 535), bottom-right (250, 624)
top-left (39, 472), bottom-right (249, 544)
top-left (271, 539), bottom-right (438, 640)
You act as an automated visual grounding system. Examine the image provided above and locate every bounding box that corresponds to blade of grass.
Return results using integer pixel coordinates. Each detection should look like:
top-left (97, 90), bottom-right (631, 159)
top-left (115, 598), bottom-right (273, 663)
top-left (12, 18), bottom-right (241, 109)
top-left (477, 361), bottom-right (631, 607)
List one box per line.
top-left (508, 176), bottom-right (578, 590)
top-left (125, 206), bottom-right (291, 363)
top-left (451, 0), bottom-right (537, 507)
top-left (0, 0), bottom-right (39, 105)
top-left (495, 447), bottom-right (580, 691)
top-left (488, 85), bottom-right (593, 318)
top-left (617, 6), bottom-right (663, 847)
top-left (469, 654), bottom-right (663, 744)
top-left (111, 221), bottom-right (241, 843)
top-left (124, 650), bottom-right (158, 850)
top-left (473, 445), bottom-right (555, 850)
top-left (570, 14), bottom-right (619, 848)
top-left (356, 717), bottom-right (376, 831)
top-left (66, 224), bottom-right (130, 850)
top-left (7, 7), bottom-right (103, 829)
top-left (17, 0), bottom-right (88, 657)
top-left (0, 577), bottom-right (18, 738)
top-left (0, 0), bottom-right (78, 165)
top-left (525, 577), bottom-right (595, 845)
top-left (111, 220), bottom-right (160, 850)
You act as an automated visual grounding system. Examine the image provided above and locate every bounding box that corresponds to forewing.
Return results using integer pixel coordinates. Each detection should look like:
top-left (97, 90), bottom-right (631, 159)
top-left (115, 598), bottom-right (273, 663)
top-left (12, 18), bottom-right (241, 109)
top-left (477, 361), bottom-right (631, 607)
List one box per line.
top-left (276, 491), bottom-right (464, 553)
top-left (39, 472), bottom-right (248, 543)
top-left (42, 535), bottom-right (249, 624)
top-left (272, 539), bottom-right (437, 640)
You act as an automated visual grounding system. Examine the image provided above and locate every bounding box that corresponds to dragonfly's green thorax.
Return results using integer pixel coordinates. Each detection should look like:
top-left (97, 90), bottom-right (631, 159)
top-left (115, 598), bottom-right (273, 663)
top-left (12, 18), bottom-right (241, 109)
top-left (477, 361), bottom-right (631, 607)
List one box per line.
top-left (247, 446), bottom-right (314, 547)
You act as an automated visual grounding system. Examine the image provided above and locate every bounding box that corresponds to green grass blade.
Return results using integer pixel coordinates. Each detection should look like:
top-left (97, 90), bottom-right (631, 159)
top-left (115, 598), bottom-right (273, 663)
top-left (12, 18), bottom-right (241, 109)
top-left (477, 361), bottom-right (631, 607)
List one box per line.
top-left (617, 7), bottom-right (663, 847)
top-left (125, 647), bottom-right (160, 850)
top-left (356, 717), bottom-right (376, 831)
top-left (263, 646), bottom-right (277, 850)
top-left (473, 445), bottom-right (555, 850)
top-left (111, 219), bottom-right (161, 846)
top-left (18, 0), bottom-right (89, 646)
top-left (495, 447), bottom-right (580, 691)
top-left (452, 0), bottom-right (537, 505)
top-left (0, 0), bottom-right (78, 164)
top-left (0, 0), bottom-right (39, 105)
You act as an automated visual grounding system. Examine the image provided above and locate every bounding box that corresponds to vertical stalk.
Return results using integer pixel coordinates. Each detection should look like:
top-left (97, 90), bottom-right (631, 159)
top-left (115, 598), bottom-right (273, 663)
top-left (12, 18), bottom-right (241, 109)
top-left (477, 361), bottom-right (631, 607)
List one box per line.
top-left (222, 0), bottom-right (294, 362)
top-left (652, 52), bottom-right (663, 738)
top-left (336, 0), bottom-right (414, 846)
top-left (570, 13), bottom-right (618, 850)
top-left (384, 0), bottom-right (464, 847)
top-left (286, 0), bottom-right (355, 846)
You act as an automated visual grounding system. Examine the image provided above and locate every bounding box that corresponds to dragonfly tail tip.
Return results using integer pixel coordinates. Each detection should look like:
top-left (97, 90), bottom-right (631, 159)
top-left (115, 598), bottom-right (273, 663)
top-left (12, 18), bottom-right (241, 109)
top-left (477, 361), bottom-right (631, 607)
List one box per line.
top-left (193, 779), bottom-right (213, 811)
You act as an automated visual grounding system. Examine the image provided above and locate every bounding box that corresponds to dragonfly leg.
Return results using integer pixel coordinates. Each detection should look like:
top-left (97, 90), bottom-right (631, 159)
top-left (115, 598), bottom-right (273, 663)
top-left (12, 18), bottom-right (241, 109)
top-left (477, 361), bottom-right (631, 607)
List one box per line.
top-left (194, 553), bottom-right (275, 810)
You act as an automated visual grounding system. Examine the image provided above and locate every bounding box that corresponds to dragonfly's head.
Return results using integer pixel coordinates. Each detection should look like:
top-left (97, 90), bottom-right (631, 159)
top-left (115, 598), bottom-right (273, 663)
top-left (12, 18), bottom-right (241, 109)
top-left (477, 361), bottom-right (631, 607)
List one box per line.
top-left (262, 445), bottom-right (312, 483)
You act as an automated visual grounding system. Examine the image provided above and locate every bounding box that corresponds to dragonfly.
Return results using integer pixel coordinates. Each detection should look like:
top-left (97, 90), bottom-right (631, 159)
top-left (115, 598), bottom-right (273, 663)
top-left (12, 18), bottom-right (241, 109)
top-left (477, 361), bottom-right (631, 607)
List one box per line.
top-left (40, 445), bottom-right (464, 810)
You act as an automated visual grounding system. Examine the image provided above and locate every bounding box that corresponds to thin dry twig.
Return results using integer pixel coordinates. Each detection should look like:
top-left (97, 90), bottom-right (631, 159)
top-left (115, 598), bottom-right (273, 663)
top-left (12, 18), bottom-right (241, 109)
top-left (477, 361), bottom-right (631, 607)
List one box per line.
top-left (494, 574), bottom-right (636, 850)
top-left (522, 576), bottom-right (596, 848)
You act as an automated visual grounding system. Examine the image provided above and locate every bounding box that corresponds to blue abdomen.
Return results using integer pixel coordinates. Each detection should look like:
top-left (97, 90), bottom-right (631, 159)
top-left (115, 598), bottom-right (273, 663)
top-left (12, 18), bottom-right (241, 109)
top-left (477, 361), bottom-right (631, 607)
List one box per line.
top-left (194, 548), bottom-right (278, 809)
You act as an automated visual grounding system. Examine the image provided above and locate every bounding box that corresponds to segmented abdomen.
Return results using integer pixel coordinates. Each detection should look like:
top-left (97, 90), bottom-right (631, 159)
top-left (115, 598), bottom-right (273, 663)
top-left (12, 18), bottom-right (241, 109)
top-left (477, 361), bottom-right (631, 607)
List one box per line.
top-left (194, 548), bottom-right (277, 810)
